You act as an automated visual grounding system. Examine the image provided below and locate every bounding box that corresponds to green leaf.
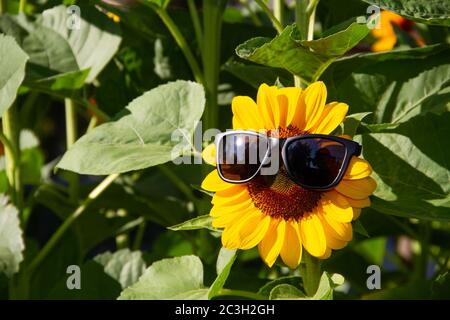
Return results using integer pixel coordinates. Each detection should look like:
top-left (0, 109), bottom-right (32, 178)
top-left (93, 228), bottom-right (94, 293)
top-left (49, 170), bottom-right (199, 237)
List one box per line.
top-left (258, 276), bottom-right (303, 297)
top-left (361, 112), bottom-right (450, 221)
top-left (39, 5), bottom-right (122, 83)
top-left (0, 14), bottom-right (79, 81)
top-left (269, 284), bottom-right (306, 299)
top-left (208, 248), bottom-right (237, 299)
top-left (168, 215), bottom-right (215, 231)
top-left (353, 220), bottom-right (370, 237)
top-left (94, 249), bottom-right (146, 289)
top-left (223, 59), bottom-right (293, 88)
top-left (57, 80), bottom-right (205, 175)
top-left (47, 260), bottom-right (122, 299)
top-left (24, 69), bottom-right (90, 97)
top-left (236, 22), bottom-right (370, 83)
top-left (119, 255), bottom-right (208, 300)
top-left (343, 112), bottom-right (372, 137)
top-left (362, 0), bottom-right (450, 26)
top-left (353, 237), bottom-right (386, 265)
top-left (0, 34), bottom-right (28, 117)
top-left (0, 196), bottom-right (24, 277)
top-left (324, 45), bottom-right (450, 123)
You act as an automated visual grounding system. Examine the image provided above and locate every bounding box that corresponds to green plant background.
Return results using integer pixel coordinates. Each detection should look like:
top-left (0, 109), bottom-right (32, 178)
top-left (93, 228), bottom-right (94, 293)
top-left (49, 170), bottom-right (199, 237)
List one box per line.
top-left (0, 0), bottom-right (449, 300)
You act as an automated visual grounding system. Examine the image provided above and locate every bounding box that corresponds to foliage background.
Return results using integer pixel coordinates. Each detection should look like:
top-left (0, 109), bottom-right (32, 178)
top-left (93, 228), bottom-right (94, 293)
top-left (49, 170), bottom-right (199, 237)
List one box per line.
top-left (0, 0), bottom-right (449, 300)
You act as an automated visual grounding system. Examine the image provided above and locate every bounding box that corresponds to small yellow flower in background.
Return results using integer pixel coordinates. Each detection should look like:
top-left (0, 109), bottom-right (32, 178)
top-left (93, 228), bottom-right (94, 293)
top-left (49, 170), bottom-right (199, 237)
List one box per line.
top-left (106, 12), bottom-right (121, 23)
top-left (372, 10), bottom-right (425, 52)
top-left (201, 82), bottom-right (376, 268)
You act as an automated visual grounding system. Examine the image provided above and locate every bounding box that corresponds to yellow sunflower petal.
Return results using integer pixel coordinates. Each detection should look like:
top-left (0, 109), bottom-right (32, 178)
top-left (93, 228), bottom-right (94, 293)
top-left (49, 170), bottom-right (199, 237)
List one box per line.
top-left (221, 209), bottom-right (256, 249)
top-left (344, 157), bottom-right (373, 180)
top-left (318, 247), bottom-right (332, 259)
top-left (257, 84), bottom-right (276, 129)
top-left (321, 191), bottom-right (353, 223)
top-left (335, 177), bottom-right (377, 200)
top-left (352, 207), bottom-right (362, 220)
top-left (299, 212), bottom-right (327, 258)
top-left (318, 214), bottom-right (348, 250)
top-left (309, 102), bottom-right (348, 134)
top-left (239, 213), bottom-right (271, 250)
top-left (201, 170), bottom-right (231, 192)
top-left (202, 143), bottom-right (216, 166)
top-left (345, 196), bottom-right (371, 208)
top-left (302, 81), bottom-right (328, 132)
top-left (212, 209), bottom-right (244, 228)
top-left (258, 218), bottom-right (286, 267)
top-left (278, 87), bottom-right (302, 127)
top-left (280, 220), bottom-right (303, 269)
top-left (210, 198), bottom-right (253, 217)
top-left (232, 96), bottom-right (265, 130)
top-left (212, 186), bottom-right (249, 206)
top-left (320, 207), bottom-right (353, 241)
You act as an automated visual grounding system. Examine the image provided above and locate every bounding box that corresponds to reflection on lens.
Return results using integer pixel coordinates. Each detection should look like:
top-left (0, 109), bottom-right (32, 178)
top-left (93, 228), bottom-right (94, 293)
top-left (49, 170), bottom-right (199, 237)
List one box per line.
top-left (286, 138), bottom-right (346, 188)
top-left (218, 133), bottom-right (269, 182)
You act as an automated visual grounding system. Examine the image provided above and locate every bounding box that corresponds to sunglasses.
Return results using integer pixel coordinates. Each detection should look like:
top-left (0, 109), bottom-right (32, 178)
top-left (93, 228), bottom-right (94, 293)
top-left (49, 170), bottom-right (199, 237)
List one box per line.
top-left (215, 130), bottom-right (362, 191)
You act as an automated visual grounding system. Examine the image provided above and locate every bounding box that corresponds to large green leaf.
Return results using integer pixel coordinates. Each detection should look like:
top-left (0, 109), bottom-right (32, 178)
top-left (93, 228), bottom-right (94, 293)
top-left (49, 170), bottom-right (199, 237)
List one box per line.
top-left (0, 196), bottom-right (24, 277)
top-left (236, 22), bottom-right (370, 83)
top-left (94, 249), bottom-right (146, 289)
top-left (57, 80), bottom-right (205, 175)
top-left (362, 0), bottom-right (450, 26)
top-left (0, 34), bottom-right (28, 117)
top-left (39, 5), bottom-right (122, 83)
top-left (118, 255), bottom-right (208, 300)
top-left (208, 248), bottom-right (237, 299)
top-left (360, 112), bottom-right (450, 221)
top-left (324, 45), bottom-right (450, 123)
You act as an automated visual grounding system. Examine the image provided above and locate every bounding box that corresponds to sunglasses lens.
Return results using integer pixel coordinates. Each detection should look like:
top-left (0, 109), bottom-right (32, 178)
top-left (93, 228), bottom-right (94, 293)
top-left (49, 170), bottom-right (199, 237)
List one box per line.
top-left (286, 138), bottom-right (347, 188)
top-left (218, 133), bottom-right (269, 182)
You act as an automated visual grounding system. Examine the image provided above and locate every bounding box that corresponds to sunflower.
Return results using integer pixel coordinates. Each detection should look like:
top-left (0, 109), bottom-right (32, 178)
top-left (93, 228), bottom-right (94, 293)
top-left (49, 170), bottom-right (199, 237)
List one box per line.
top-left (371, 10), bottom-right (425, 52)
top-left (201, 82), bottom-right (377, 268)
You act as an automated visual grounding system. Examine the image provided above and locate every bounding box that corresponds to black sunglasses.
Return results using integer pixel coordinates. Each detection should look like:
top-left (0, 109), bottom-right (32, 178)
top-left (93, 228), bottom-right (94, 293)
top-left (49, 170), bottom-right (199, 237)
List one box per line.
top-left (215, 131), bottom-right (362, 191)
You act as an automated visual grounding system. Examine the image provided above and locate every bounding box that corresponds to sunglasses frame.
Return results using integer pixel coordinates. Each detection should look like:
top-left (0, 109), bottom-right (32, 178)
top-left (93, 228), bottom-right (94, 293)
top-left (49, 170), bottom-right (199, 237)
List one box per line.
top-left (215, 130), bottom-right (362, 191)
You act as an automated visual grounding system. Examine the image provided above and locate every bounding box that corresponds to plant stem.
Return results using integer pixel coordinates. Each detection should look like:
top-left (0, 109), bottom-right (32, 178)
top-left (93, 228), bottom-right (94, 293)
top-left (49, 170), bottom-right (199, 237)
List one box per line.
top-left (2, 104), bottom-right (23, 212)
top-left (140, 1), bottom-right (204, 84)
top-left (202, 0), bottom-right (226, 130)
top-left (159, 164), bottom-right (197, 205)
top-left (299, 251), bottom-right (321, 296)
top-left (217, 288), bottom-right (266, 300)
top-left (28, 173), bottom-right (120, 275)
top-left (294, 0), bottom-right (319, 87)
top-left (255, 0), bottom-right (283, 34)
top-left (414, 221), bottom-right (431, 281)
top-left (18, 0), bottom-right (26, 13)
top-left (132, 220), bottom-right (147, 250)
top-left (240, 0), bottom-right (262, 26)
top-left (0, 0), bottom-right (7, 14)
top-left (65, 98), bottom-right (79, 202)
top-left (187, 0), bottom-right (203, 49)
top-left (273, 0), bottom-right (285, 28)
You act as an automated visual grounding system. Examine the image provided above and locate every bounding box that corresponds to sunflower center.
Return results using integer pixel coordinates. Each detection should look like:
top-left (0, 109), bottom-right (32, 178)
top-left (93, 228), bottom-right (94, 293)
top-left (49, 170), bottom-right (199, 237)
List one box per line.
top-left (247, 168), bottom-right (322, 221)
top-left (268, 125), bottom-right (304, 139)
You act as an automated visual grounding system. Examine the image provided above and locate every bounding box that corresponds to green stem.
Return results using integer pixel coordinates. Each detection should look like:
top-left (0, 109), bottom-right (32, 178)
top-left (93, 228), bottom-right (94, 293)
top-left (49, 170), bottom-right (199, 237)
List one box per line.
top-left (19, 0), bottom-right (26, 13)
top-left (202, 0), bottom-right (226, 130)
top-left (132, 220), bottom-right (147, 250)
top-left (140, 1), bottom-right (204, 84)
top-left (187, 0), bottom-right (203, 49)
top-left (255, 0), bottom-right (283, 34)
top-left (159, 164), bottom-right (197, 205)
top-left (27, 173), bottom-right (120, 275)
top-left (240, 0), bottom-right (262, 26)
top-left (2, 104), bottom-right (23, 212)
top-left (65, 98), bottom-right (79, 202)
top-left (414, 221), bottom-right (431, 281)
top-left (273, 0), bottom-right (285, 28)
top-left (0, 0), bottom-right (7, 14)
top-left (217, 288), bottom-right (266, 300)
top-left (299, 251), bottom-right (321, 296)
top-left (294, 0), bottom-right (319, 87)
